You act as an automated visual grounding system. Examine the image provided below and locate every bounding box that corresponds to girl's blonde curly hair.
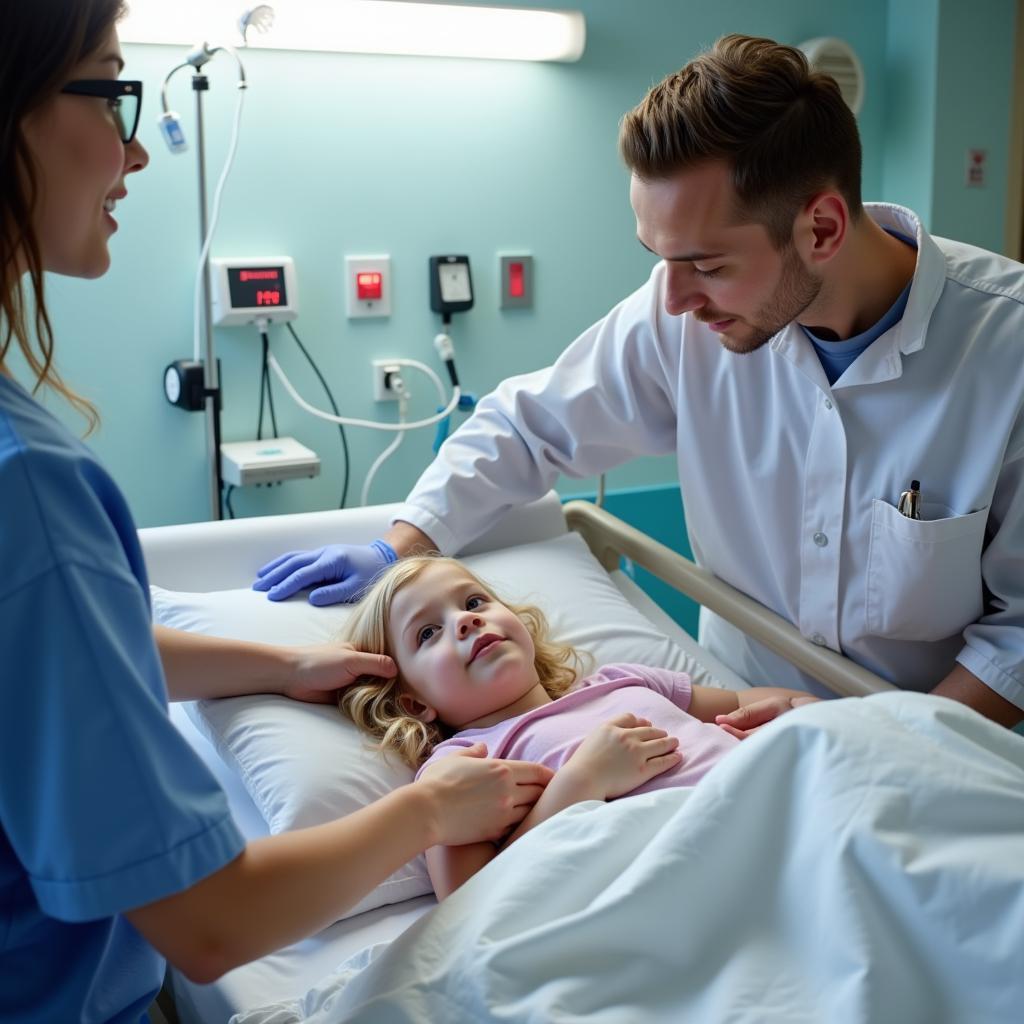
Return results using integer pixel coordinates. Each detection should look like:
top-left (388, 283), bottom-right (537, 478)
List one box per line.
top-left (338, 556), bottom-right (585, 769)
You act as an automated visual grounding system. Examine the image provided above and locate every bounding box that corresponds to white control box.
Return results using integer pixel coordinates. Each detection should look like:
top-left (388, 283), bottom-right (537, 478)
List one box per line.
top-left (210, 257), bottom-right (298, 327)
top-left (220, 437), bottom-right (320, 486)
top-left (345, 255), bottom-right (391, 318)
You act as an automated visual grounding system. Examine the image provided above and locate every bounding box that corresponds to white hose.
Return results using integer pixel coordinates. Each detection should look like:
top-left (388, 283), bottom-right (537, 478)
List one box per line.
top-left (193, 80), bottom-right (247, 361)
top-left (360, 388), bottom-right (409, 505)
top-left (267, 353), bottom-right (460, 431)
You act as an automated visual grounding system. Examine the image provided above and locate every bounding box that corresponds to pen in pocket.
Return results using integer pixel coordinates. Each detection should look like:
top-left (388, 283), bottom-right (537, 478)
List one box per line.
top-left (897, 479), bottom-right (921, 520)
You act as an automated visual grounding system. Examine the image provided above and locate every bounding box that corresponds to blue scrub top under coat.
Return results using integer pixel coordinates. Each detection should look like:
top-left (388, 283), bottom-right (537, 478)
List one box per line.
top-left (0, 375), bottom-right (245, 1022)
top-left (804, 229), bottom-right (917, 386)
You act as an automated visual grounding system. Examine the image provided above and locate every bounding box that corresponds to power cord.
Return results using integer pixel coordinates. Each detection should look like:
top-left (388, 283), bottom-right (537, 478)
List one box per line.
top-left (285, 321), bottom-right (351, 509)
top-left (257, 330), bottom-right (279, 440)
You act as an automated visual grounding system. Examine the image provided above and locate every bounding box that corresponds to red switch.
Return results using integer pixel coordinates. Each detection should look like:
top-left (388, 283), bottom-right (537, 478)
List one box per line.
top-left (357, 271), bottom-right (383, 301)
top-left (509, 261), bottom-right (525, 298)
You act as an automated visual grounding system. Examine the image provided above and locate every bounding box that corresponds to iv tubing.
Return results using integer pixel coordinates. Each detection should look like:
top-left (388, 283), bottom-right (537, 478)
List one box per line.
top-left (192, 76), bottom-right (247, 361)
top-left (267, 353), bottom-right (460, 431)
top-left (361, 389), bottom-right (409, 506)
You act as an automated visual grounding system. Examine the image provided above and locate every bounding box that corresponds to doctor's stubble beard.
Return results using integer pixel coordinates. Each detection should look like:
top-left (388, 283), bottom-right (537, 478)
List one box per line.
top-left (708, 244), bottom-right (822, 355)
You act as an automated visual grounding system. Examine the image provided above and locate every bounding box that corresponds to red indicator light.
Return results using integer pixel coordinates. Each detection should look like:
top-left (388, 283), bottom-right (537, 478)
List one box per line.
top-left (509, 261), bottom-right (525, 298)
top-left (357, 271), bottom-right (383, 300)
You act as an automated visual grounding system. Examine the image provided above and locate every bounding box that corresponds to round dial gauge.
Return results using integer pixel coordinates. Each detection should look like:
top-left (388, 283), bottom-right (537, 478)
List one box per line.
top-left (164, 365), bottom-right (182, 405)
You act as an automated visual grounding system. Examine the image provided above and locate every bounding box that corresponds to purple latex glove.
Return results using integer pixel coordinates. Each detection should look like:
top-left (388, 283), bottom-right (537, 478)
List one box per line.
top-left (252, 539), bottom-right (397, 605)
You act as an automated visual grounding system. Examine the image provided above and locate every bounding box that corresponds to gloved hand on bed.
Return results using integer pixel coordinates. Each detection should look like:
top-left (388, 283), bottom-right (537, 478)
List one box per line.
top-left (252, 539), bottom-right (397, 605)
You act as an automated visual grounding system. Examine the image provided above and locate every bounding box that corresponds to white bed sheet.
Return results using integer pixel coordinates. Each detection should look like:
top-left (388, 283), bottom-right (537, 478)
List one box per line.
top-left (148, 495), bottom-right (750, 1023)
top-left (233, 693), bottom-right (1024, 1024)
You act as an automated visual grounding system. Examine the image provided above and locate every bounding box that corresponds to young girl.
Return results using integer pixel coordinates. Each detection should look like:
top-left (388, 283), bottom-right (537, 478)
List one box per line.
top-left (340, 555), bottom-right (819, 899)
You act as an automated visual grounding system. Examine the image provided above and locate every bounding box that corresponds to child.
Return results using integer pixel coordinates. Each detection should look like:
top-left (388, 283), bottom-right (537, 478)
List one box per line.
top-left (339, 556), bottom-right (818, 898)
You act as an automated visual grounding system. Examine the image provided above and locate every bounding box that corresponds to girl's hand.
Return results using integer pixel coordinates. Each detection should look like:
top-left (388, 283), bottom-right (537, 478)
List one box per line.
top-left (715, 695), bottom-right (820, 740)
top-left (281, 643), bottom-right (397, 703)
top-left (418, 743), bottom-right (554, 846)
top-left (564, 713), bottom-right (681, 800)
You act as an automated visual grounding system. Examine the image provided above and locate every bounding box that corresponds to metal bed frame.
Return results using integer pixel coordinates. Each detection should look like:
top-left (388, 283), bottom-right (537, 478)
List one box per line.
top-left (564, 500), bottom-right (895, 699)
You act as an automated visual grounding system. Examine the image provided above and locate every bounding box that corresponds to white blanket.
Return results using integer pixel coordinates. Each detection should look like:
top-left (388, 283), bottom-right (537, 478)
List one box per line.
top-left (234, 694), bottom-right (1024, 1023)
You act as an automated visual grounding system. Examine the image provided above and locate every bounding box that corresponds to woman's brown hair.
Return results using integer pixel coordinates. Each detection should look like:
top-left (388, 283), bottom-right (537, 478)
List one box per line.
top-left (619, 34), bottom-right (863, 247)
top-left (0, 0), bottom-right (126, 431)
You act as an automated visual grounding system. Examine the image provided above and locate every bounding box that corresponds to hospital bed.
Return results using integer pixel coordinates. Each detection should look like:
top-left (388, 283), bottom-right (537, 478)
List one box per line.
top-left (139, 493), bottom-right (1024, 1023)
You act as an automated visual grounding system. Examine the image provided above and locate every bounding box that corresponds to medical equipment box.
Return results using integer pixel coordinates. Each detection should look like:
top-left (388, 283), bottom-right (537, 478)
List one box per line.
top-left (220, 437), bottom-right (320, 486)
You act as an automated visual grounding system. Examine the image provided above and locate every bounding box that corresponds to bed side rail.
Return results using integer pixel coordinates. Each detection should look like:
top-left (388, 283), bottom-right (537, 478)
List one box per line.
top-left (563, 499), bottom-right (895, 699)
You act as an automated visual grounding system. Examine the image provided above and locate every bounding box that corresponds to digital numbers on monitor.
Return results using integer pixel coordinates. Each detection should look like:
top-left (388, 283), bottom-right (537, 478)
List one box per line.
top-left (227, 266), bottom-right (288, 309)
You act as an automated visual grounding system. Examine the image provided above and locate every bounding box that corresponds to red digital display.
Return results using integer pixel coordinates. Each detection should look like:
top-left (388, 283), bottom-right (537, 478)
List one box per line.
top-left (357, 271), bottom-right (383, 301)
top-left (228, 266), bottom-right (288, 309)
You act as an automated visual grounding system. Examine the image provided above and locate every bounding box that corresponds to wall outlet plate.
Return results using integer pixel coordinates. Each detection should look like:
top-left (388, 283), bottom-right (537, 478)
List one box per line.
top-left (372, 359), bottom-right (402, 401)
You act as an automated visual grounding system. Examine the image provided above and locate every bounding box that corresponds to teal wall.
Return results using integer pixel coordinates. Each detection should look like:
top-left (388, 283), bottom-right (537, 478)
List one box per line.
top-left (930, 0), bottom-right (1017, 247)
top-left (569, 485), bottom-right (701, 638)
top-left (881, 0), bottom-right (940, 221)
top-left (883, 0), bottom-right (1017, 249)
top-left (16, 0), bottom-right (1020, 536)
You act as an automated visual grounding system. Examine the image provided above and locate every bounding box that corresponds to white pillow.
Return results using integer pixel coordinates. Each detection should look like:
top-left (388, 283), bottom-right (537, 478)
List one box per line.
top-left (153, 531), bottom-right (710, 918)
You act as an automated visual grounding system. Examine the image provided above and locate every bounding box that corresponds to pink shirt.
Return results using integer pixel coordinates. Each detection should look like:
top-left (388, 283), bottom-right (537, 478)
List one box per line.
top-left (416, 663), bottom-right (739, 797)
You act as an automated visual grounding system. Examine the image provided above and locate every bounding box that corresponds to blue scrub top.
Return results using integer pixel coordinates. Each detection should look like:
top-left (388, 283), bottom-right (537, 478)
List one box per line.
top-left (0, 375), bottom-right (245, 1023)
top-left (803, 229), bottom-right (917, 385)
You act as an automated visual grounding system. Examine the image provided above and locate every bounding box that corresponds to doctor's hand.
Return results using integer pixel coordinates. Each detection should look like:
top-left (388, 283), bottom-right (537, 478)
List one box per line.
top-left (418, 744), bottom-right (554, 846)
top-left (281, 643), bottom-right (397, 704)
top-left (715, 695), bottom-right (820, 740)
top-left (252, 540), bottom-right (397, 605)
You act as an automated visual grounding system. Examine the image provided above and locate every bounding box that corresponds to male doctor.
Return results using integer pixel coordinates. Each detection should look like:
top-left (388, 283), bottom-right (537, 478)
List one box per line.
top-left (256, 35), bottom-right (1024, 730)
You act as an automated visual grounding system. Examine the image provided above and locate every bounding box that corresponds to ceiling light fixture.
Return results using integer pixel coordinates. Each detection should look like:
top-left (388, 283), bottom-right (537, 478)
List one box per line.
top-left (120, 1), bottom-right (586, 63)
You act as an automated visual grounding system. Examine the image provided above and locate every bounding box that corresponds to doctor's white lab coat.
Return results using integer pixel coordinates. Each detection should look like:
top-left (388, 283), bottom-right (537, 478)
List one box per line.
top-left (394, 204), bottom-right (1024, 707)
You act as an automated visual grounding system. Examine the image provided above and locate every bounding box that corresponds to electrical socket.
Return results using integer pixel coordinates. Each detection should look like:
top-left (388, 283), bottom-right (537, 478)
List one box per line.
top-left (372, 359), bottom-right (402, 401)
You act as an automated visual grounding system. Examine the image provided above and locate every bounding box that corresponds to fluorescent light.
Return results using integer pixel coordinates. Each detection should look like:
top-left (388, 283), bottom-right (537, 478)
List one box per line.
top-left (120, 1), bottom-right (586, 63)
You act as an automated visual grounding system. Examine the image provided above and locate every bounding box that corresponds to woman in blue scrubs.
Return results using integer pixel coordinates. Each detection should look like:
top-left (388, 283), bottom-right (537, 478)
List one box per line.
top-left (0, 4), bottom-right (552, 1020)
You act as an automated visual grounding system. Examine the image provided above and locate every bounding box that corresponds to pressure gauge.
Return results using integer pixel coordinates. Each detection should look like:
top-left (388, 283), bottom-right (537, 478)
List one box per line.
top-left (163, 359), bottom-right (206, 411)
top-left (164, 364), bottom-right (181, 404)
top-left (429, 255), bottom-right (474, 316)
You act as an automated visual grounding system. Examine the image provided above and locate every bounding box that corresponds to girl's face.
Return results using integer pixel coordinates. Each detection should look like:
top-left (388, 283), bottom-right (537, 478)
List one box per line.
top-left (21, 26), bottom-right (149, 279)
top-left (387, 562), bottom-right (549, 730)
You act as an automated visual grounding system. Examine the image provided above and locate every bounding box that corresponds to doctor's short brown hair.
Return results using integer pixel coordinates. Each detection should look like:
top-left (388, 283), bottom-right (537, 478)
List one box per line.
top-left (619, 34), bottom-right (863, 248)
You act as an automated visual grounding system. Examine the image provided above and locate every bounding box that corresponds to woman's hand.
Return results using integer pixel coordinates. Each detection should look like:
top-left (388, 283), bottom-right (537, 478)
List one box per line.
top-left (418, 744), bottom-right (554, 846)
top-left (281, 643), bottom-right (397, 704)
top-left (563, 713), bottom-right (681, 800)
top-left (715, 695), bottom-right (820, 740)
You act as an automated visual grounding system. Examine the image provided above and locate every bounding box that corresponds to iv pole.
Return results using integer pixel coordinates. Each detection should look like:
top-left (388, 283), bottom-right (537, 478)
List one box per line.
top-left (190, 62), bottom-right (225, 521)
top-left (161, 17), bottom-right (265, 521)
top-left (162, 41), bottom-right (245, 521)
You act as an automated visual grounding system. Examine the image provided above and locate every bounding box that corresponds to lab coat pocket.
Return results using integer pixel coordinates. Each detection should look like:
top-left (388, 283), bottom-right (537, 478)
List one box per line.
top-left (865, 499), bottom-right (988, 642)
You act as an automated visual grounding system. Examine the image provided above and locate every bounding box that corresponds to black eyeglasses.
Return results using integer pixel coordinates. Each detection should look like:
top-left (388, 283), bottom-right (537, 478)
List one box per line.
top-left (60, 79), bottom-right (143, 145)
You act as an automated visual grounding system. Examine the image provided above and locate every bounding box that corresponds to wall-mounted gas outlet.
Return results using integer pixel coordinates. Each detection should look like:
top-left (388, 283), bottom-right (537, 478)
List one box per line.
top-left (372, 359), bottom-right (402, 401)
top-left (346, 255), bottom-right (391, 318)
